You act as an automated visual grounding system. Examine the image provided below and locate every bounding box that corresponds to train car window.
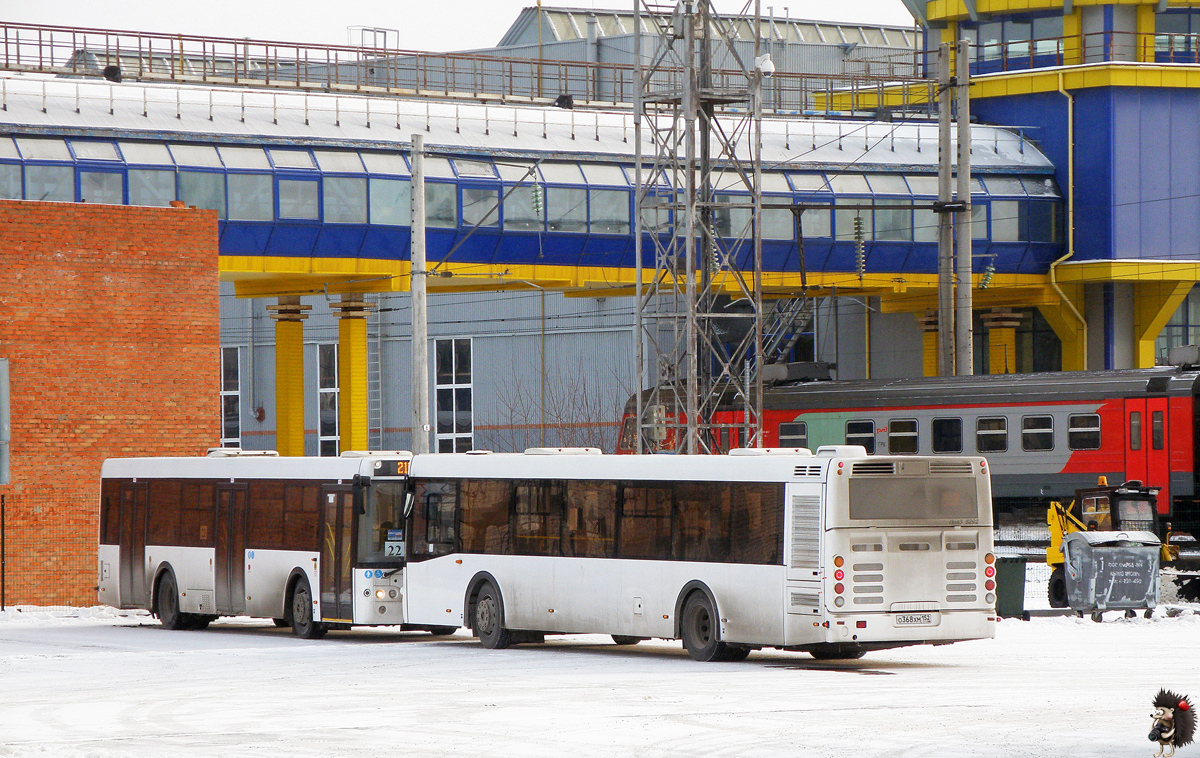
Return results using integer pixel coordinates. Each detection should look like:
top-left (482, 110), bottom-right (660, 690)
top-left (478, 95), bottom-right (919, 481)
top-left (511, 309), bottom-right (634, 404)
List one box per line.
top-left (888, 419), bottom-right (919, 454)
top-left (1022, 415), bottom-right (1054, 451)
top-left (779, 421), bottom-right (808, 449)
top-left (976, 417), bottom-right (1008, 453)
top-left (1067, 414), bottom-right (1101, 450)
top-left (932, 417), bottom-right (962, 453)
top-left (845, 420), bottom-right (876, 454)
top-left (1130, 411), bottom-right (1142, 451)
top-left (1152, 410), bottom-right (1165, 450)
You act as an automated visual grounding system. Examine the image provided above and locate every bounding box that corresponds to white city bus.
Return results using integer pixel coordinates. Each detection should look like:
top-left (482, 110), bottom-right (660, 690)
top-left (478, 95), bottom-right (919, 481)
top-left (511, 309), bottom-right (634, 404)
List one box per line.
top-left (401, 445), bottom-right (997, 660)
top-left (99, 445), bottom-right (996, 660)
top-left (96, 450), bottom-right (452, 638)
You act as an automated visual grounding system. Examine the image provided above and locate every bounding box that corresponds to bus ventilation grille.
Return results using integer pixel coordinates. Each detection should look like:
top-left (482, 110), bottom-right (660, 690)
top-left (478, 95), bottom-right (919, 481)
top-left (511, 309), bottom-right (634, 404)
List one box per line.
top-left (789, 592), bottom-right (820, 612)
top-left (851, 461), bottom-right (895, 476)
top-left (929, 461), bottom-right (975, 475)
top-left (792, 465), bottom-right (822, 477)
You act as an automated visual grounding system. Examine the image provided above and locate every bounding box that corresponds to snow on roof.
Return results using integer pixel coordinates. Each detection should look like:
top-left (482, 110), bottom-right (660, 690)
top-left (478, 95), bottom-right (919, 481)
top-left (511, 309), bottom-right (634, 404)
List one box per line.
top-left (0, 74), bottom-right (1053, 173)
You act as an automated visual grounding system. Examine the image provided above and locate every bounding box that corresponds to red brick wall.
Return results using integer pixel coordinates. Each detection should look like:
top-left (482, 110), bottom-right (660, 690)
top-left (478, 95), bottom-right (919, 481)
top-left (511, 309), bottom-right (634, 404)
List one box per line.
top-left (0, 200), bottom-right (219, 606)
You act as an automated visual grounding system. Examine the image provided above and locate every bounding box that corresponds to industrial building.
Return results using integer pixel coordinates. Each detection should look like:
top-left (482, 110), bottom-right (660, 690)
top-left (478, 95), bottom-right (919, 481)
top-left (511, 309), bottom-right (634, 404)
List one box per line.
top-left (0, 2), bottom-right (1199, 603)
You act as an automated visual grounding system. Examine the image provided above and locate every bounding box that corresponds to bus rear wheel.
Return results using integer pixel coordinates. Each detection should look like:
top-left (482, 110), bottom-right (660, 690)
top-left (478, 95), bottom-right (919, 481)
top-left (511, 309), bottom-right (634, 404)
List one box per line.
top-left (474, 582), bottom-right (511, 650)
top-left (290, 578), bottom-right (326, 640)
top-left (156, 572), bottom-right (189, 631)
top-left (680, 592), bottom-right (730, 662)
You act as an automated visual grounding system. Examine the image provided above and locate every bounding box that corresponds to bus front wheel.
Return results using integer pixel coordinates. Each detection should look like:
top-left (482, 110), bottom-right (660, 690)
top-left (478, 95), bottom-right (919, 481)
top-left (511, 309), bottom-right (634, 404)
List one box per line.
top-left (474, 582), bottom-right (511, 650)
top-left (680, 592), bottom-right (732, 662)
top-left (155, 572), bottom-right (188, 631)
top-left (291, 578), bottom-right (327, 640)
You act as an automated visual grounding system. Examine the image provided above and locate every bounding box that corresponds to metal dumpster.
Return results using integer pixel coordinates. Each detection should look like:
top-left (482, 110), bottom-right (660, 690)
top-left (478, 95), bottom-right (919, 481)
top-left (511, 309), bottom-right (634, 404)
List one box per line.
top-left (994, 556), bottom-right (1027, 619)
top-left (1062, 531), bottom-right (1160, 616)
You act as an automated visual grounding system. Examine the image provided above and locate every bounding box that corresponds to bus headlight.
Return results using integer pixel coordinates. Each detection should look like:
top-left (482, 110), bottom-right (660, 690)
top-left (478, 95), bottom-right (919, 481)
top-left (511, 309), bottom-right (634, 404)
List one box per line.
top-left (376, 589), bottom-right (387, 600)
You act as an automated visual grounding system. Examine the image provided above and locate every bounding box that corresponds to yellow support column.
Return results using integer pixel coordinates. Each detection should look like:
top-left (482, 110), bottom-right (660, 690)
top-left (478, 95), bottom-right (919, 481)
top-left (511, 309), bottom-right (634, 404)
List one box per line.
top-left (1063, 8), bottom-right (1083, 66)
top-left (1136, 5), bottom-right (1156, 63)
top-left (333, 294), bottom-right (372, 453)
top-left (1133, 281), bottom-right (1193, 368)
top-left (267, 296), bottom-right (311, 457)
top-left (982, 308), bottom-right (1023, 374)
top-left (916, 311), bottom-right (939, 378)
top-left (1038, 282), bottom-right (1087, 371)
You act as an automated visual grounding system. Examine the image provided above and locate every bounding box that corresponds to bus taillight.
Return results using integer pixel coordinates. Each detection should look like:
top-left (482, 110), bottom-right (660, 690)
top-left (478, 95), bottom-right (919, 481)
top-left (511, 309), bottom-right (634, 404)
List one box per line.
top-left (984, 552), bottom-right (995, 565)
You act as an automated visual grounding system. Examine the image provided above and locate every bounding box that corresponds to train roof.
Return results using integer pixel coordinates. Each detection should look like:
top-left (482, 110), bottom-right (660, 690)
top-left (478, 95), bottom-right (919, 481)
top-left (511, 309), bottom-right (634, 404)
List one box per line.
top-left (763, 367), bottom-right (1200, 411)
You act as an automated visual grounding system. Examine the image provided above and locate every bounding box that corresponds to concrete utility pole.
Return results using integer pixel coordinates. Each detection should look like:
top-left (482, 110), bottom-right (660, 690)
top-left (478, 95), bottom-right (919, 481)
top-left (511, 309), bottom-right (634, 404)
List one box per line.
top-left (936, 43), bottom-right (955, 377)
top-left (955, 38), bottom-right (974, 376)
top-left (410, 134), bottom-right (431, 454)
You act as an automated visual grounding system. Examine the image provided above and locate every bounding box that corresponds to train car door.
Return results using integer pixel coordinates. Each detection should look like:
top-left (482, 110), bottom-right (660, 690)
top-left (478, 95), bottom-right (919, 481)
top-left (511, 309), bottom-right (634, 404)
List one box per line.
top-left (1125, 398), bottom-right (1171, 512)
top-left (214, 486), bottom-right (248, 615)
top-left (320, 486), bottom-right (355, 622)
top-left (117, 482), bottom-right (148, 609)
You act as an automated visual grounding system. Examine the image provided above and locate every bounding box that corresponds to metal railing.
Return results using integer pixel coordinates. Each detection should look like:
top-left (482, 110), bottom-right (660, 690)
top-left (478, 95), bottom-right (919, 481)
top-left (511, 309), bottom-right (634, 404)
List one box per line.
top-left (0, 20), bottom-right (926, 114)
top-left (936, 30), bottom-right (1200, 75)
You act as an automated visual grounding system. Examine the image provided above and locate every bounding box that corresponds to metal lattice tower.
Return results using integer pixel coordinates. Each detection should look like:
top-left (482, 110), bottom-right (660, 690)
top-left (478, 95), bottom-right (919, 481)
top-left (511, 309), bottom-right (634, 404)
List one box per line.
top-left (633, 0), bottom-right (765, 454)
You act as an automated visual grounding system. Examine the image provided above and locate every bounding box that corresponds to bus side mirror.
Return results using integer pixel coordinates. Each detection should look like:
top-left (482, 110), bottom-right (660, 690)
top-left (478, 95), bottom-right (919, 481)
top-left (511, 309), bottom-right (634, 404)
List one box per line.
top-left (403, 491), bottom-right (415, 520)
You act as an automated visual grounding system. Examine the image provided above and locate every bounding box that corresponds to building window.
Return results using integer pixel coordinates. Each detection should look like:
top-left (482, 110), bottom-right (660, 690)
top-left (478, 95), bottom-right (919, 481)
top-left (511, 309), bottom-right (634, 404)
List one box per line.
top-left (318, 343), bottom-right (339, 456)
top-left (1067, 413), bottom-right (1101, 451)
top-left (435, 338), bottom-right (473, 452)
top-left (845, 419), bottom-right (875, 454)
top-left (778, 421), bottom-right (808, 449)
top-left (888, 419), bottom-right (919, 454)
top-left (1156, 284), bottom-right (1200, 360)
top-left (1022, 415), bottom-right (1054, 452)
top-left (220, 346), bottom-right (240, 448)
top-left (976, 416), bottom-right (1008, 453)
top-left (932, 417), bottom-right (963, 453)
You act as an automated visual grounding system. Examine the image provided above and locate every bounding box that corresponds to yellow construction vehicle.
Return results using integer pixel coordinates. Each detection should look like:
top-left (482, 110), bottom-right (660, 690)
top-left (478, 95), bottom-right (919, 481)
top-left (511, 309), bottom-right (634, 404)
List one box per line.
top-left (1046, 477), bottom-right (1179, 608)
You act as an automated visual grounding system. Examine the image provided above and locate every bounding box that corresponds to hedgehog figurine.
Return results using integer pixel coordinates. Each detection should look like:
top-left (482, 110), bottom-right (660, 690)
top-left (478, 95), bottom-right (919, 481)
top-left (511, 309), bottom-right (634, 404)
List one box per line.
top-left (1150, 689), bottom-right (1196, 757)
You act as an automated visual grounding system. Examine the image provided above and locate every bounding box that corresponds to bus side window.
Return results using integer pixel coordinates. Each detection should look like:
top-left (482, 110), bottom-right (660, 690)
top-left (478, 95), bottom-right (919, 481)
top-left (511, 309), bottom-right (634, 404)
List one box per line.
top-left (411, 480), bottom-right (458, 558)
top-left (514, 481), bottom-right (564, 556)
top-left (618, 484), bottom-right (672, 560)
top-left (563, 480), bottom-right (616, 559)
top-left (459, 479), bottom-right (512, 555)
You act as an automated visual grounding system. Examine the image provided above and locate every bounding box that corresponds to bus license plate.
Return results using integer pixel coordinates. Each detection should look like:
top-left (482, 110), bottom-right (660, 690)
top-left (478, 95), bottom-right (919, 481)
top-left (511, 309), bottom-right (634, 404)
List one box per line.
top-left (893, 612), bottom-right (937, 627)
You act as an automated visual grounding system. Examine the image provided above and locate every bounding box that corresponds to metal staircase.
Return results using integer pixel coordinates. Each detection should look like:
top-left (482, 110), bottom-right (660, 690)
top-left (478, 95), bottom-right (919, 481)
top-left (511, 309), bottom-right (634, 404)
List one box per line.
top-left (762, 297), bottom-right (816, 365)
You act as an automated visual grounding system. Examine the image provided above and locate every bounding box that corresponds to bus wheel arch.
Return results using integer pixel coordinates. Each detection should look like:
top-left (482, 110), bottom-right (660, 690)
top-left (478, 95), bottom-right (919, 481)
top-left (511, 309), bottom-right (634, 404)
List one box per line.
top-left (465, 572), bottom-right (511, 650)
top-left (676, 582), bottom-right (737, 662)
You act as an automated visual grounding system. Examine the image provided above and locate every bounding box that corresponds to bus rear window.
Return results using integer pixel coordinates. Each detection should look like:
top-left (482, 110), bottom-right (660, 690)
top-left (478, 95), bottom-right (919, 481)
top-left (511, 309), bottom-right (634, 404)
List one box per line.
top-left (848, 477), bottom-right (978, 520)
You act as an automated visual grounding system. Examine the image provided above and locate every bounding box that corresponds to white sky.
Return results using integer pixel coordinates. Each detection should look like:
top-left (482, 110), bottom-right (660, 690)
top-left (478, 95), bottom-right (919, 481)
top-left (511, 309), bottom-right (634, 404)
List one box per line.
top-left (4, 1), bottom-right (917, 52)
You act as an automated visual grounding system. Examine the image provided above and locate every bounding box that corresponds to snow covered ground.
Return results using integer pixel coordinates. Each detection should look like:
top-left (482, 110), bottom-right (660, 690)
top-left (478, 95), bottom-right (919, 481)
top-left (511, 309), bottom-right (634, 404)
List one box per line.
top-left (1, 590), bottom-right (1197, 758)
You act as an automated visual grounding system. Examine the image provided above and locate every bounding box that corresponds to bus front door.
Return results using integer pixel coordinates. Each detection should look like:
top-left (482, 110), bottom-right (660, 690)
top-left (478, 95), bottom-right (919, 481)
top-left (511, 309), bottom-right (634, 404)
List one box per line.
top-left (320, 487), bottom-right (355, 623)
top-left (215, 486), bottom-right (248, 615)
top-left (118, 482), bottom-right (148, 609)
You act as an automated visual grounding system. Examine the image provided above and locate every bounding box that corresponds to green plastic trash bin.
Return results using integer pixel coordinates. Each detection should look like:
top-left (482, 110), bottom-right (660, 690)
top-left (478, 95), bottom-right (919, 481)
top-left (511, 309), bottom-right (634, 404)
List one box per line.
top-left (994, 556), bottom-right (1027, 619)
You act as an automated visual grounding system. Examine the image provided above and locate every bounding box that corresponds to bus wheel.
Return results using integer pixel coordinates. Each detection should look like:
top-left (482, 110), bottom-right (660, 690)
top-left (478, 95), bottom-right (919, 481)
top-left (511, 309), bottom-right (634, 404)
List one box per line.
top-left (680, 592), bottom-right (728, 662)
top-left (427, 626), bottom-right (458, 636)
top-left (156, 573), bottom-right (188, 631)
top-left (1047, 567), bottom-right (1068, 609)
top-left (611, 635), bottom-right (647, 646)
top-left (291, 578), bottom-right (327, 640)
top-left (474, 582), bottom-right (511, 650)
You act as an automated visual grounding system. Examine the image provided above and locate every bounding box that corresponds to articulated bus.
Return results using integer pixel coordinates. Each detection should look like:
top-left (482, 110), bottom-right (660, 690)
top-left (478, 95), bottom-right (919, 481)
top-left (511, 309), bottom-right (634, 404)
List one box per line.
top-left (97, 450), bottom-right (452, 638)
top-left (100, 446), bottom-right (996, 661)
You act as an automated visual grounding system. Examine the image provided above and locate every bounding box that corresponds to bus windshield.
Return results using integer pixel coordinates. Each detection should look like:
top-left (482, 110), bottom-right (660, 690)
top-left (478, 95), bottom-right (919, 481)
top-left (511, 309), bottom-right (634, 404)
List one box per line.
top-left (848, 477), bottom-right (979, 521)
top-left (358, 481), bottom-right (407, 565)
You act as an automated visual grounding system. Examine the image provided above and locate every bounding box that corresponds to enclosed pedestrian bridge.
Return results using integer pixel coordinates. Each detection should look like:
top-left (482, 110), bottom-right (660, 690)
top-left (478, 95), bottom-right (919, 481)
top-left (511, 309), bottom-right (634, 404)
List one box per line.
top-left (0, 75), bottom-right (1062, 305)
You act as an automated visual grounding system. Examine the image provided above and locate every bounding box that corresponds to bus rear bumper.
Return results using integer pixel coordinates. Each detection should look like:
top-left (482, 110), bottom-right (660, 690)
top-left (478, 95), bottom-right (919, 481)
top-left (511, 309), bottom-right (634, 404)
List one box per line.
top-left (792, 609), bottom-right (995, 648)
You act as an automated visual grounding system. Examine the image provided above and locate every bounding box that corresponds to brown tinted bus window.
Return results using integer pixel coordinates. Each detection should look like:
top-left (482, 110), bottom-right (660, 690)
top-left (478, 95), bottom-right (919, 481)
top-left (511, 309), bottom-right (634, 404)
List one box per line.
top-left (728, 483), bottom-right (784, 565)
top-left (618, 484), bottom-right (672, 560)
top-left (514, 481), bottom-right (564, 556)
top-left (674, 481), bottom-right (731, 562)
top-left (101, 479), bottom-right (121, 544)
top-left (248, 480), bottom-right (285, 549)
top-left (147, 480), bottom-right (182, 545)
top-left (459, 479), bottom-right (512, 554)
top-left (564, 480), bottom-right (617, 558)
top-left (282, 484), bottom-right (320, 551)
top-left (179, 480), bottom-right (215, 547)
